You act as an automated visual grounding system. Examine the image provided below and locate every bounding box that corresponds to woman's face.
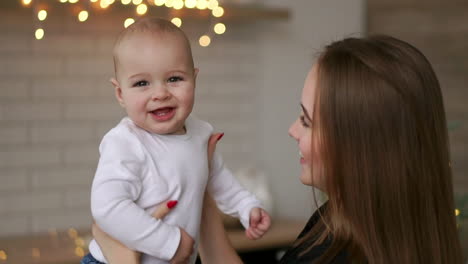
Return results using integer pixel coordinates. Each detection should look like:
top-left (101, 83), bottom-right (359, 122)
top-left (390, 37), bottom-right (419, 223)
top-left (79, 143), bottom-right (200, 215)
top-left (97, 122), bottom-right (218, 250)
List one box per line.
top-left (288, 65), bottom-right (325, 190)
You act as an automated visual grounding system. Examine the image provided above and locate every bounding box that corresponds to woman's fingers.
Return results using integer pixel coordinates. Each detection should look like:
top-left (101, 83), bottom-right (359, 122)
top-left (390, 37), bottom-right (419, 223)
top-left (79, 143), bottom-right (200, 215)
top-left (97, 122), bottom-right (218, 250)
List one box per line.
top-left (208, 133), bottom-right (224, 163)
top-left (151, 200), bottom-right (178, 219)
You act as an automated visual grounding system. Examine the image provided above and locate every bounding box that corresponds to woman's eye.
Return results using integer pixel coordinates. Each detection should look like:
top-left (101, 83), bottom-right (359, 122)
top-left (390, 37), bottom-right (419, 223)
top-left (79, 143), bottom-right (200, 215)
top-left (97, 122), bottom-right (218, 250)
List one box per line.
top-left (133, 80), bottom-right (149, 87)
top-left (300, 115), bottom-right (309, 128)
top-left (168, 76), bottom-right (183, 83)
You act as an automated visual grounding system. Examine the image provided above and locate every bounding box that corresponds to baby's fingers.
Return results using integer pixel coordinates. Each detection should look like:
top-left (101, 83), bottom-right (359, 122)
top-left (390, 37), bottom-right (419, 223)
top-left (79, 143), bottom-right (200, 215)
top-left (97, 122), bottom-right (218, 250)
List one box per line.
top-left (245, 229), bottom-right (257, 240)
top-left (249, 208), bottom-right (261, 228)
top-left (245, 227), bottom-right (263, 240)
top-left (257, 211), bottom-right (271, 231)
top-left (152, 200), bottom-right (178, 219)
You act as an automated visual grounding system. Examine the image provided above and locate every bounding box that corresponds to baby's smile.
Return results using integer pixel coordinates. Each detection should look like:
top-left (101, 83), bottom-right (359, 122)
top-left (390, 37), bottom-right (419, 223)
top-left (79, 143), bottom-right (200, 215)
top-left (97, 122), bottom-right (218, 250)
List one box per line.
top-left (150, 107), bottom-right (176, 121)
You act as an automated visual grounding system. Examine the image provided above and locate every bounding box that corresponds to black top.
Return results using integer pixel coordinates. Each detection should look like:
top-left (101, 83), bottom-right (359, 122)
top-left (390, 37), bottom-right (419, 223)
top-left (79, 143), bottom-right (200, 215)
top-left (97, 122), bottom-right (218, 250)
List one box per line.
top-left (278, 203), bottom-right (349, 264)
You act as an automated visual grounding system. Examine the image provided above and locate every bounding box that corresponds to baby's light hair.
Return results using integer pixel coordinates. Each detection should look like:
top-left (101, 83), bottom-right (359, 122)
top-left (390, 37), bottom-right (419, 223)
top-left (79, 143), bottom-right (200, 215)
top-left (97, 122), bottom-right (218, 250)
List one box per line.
top-left (112, 17), bottom-right (194, 76)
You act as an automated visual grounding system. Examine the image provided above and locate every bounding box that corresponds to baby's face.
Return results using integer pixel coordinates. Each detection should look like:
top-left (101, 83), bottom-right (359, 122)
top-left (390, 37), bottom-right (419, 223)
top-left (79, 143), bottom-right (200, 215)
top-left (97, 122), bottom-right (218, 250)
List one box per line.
top-left (113, 32), bottom-right (196, 135)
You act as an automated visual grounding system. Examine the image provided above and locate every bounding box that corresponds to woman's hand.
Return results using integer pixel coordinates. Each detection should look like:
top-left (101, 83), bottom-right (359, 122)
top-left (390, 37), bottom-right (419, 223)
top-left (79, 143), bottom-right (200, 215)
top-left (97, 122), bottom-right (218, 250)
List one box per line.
top-left (199, 193), bottom-right (243, 264)
top-left (208, 133), bottom-right (224, 167)
top-left (92, 200), bottom-right (178, 264)
top-left (92, 223), bottom-right (140, 264)
top-left (198, 133), bottom-right (243, 264)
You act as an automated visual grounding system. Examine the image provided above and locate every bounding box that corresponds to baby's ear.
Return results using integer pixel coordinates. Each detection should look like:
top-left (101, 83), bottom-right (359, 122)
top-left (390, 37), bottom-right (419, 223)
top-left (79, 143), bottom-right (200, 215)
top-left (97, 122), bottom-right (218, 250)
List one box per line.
top-left (110, 78), bottom-right (125, 107)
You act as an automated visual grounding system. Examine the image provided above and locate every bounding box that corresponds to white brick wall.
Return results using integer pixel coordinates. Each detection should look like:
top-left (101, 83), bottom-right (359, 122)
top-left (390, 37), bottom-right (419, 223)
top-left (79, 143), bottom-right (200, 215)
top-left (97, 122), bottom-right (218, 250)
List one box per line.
top-left (0, 5), bottom-right (262, 236)
top-left (0, 1), bottom-right (365, 237)
top-left (0, 216), bottom-right (29, 236)
top-left (0, 146), bottom-right (61, 168)
top-left (0, 169), bottom-right (28, 193)
top-left (0, 79), bottom-right (29, 99)
top-left (31, 166), bottom-right (94, 189)
top-left (0, 124), bottom-right (28, 145)
top-left (2, 102), bottom-right (62, 121)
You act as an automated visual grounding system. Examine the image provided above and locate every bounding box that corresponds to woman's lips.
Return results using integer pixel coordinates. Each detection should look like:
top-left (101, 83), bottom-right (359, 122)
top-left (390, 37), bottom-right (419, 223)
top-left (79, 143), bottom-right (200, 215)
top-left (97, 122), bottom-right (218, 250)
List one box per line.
top-left (150, 107), bottom-right (175, 121)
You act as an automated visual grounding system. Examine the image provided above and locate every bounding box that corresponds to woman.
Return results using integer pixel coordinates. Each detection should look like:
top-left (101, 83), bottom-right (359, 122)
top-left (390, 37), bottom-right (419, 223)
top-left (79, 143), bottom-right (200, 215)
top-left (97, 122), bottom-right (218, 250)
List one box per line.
top-left (94, 35), bottom-right (464, 263)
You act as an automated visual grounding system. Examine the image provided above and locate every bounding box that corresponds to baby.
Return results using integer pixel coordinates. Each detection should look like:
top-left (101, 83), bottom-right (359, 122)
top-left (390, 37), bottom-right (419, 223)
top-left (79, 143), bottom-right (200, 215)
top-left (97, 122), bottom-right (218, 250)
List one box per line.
top-left (85, 17), bottom-right (270, 264)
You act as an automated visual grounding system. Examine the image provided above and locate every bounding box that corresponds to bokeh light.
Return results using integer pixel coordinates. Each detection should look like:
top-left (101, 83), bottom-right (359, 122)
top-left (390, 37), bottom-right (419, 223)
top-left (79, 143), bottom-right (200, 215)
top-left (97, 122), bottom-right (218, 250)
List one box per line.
top-left (199, 35), bottom-right (211, 47)
top-left (171, 17), bottom-right (182, 27)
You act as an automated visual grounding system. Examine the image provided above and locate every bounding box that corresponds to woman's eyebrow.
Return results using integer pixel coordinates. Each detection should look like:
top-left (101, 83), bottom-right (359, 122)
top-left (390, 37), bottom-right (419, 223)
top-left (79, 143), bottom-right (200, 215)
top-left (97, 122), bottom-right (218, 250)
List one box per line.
top-left (300, 103), bottom-right (312, 121)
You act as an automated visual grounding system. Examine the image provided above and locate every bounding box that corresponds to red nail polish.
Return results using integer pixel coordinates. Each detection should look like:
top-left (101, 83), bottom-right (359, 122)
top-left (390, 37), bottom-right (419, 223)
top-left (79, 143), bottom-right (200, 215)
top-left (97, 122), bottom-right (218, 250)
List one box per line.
top-left (217, 133), bottom-right (224, 141)
top-left (167, 200), bottom-right (178, 209)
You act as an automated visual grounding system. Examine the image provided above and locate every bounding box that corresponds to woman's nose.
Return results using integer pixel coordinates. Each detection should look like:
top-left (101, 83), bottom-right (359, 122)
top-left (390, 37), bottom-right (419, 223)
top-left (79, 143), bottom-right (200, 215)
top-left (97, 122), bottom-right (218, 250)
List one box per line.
top-left (288, 120), bottom-right (299, 140)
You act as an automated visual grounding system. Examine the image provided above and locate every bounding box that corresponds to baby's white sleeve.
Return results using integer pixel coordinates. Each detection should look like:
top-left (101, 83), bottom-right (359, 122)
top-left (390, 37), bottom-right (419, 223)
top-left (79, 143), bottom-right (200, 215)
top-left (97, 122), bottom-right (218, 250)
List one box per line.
top-left (91, 131), bottom-right (180, 261)
top-left (207, 151), bottom-right (262, 229)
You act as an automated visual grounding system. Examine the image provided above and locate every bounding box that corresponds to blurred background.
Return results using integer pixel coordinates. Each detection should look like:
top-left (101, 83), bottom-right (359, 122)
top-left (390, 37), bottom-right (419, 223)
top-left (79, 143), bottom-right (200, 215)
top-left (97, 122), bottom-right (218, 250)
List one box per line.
top-left (0, 0), bottom-right (466, 263)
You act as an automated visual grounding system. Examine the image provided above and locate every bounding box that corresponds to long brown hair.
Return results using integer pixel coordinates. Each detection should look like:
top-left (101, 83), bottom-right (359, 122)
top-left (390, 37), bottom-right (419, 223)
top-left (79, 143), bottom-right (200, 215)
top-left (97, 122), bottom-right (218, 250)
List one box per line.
top-left (300, 35), bottom-right (463, 263)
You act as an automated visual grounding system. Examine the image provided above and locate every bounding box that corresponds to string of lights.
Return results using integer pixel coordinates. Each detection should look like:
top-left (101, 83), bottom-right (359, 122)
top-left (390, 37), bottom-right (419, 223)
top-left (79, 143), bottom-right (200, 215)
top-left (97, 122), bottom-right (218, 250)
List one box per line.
top-left (19, 0), bottom-right (227, 47)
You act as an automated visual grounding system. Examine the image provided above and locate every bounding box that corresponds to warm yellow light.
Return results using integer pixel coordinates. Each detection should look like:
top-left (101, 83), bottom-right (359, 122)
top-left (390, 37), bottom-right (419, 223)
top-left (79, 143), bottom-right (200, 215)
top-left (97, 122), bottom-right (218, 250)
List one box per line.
top-left (207, 0), bottom-right (218, 10)
top-left (132, 0), bottom-right (143, 5)
top-left (90, 0), bottom-right (98, 2)
top-left (0, 250), bottom-right (7, 261)
top-left (78, 10), bottom-right (89, 22)
top-left (37, 10), bottom-right (47, 21)
top-left (124, 18), bottom-right (135, 28)
top-left (121, 0), bottom-right (131, 4)
top-left (199, 35), bottom-right (211, 47)
top-left (59, 0), bottom-right (68, 2)
top-left (68, 228), bottom-right (78, 239)
top-left (100, 0), bottom-right (110, 8)
top-left (154, 0), bottom-right (165, 6)
top-left (173, 0), bottom-right (184, 10)
top-left (196, 0), bottom-right (207, 9)
top-left (171, 17), bottom-right (182, 27)
top-left (136, 4), bottom-right (148, 15)
top-left (75, 238), bottom-right (85, 247)
top-left (455, 208), bottom-right (460, 216)
top-left (35, 28), bottom-right (44, 40)
top-left (105, 0), bottom-right (115, 4)
top-left (69, 0), bottom-right (79, 3)
top-left (32, 248), bottom-right (40, 258)
top-left (165, 0), bottom-right (174, 8)
top-left (214, 23), bottom-right (225, 34)
top-left (75, 247), bottom-right (85, 257)
top-left (212, 6), bottom-right (224, 17)
top-left (22, 0), bottom-right (32, 6)
top-left (185, 0), bottom-right (196, 8)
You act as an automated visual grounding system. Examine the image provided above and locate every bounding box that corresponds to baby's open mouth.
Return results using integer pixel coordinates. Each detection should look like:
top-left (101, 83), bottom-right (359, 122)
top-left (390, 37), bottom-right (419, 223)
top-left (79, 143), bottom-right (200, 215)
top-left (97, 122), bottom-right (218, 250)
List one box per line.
top-left (150, 107), bottom-right (176, 121)
top-left (151, 107), bottom-right (175, 116)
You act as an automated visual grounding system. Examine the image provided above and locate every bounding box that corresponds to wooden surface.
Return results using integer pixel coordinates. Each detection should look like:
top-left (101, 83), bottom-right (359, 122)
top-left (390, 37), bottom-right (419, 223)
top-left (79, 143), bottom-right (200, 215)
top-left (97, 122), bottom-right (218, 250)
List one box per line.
top-left (0, 219), bottom-right (304, 264)
top-left (227, 219), bottom-right (305, 253)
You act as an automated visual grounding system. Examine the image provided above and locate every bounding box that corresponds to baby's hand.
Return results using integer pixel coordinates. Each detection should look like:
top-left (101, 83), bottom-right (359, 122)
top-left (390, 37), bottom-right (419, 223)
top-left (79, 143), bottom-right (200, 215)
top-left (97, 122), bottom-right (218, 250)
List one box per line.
top-left (245, 207), bottom-right (271, 240)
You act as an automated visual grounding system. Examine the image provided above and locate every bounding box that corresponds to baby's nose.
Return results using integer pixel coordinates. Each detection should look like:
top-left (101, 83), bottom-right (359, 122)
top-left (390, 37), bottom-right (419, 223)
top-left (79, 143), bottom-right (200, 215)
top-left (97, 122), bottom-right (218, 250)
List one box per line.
top-left (151, 85), bottom-right (170, 100)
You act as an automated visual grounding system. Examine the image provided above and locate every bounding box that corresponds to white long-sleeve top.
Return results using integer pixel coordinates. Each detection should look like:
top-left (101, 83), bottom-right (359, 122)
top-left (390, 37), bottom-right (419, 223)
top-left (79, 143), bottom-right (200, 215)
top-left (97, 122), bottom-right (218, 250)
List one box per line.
top-left (89, 116), bottom-right (261, 264)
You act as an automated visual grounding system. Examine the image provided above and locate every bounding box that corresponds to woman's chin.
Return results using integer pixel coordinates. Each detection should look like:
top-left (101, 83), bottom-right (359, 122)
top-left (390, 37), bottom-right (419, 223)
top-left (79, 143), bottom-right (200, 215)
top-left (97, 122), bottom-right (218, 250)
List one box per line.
top-left (299, 173), bottom-right (313, 186)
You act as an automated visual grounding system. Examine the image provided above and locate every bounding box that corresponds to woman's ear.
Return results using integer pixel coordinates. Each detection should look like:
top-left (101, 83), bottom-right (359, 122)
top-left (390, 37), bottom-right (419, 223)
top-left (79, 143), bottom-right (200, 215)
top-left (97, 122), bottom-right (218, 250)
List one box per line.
top-left (110, 78), bottom-right (125, 108)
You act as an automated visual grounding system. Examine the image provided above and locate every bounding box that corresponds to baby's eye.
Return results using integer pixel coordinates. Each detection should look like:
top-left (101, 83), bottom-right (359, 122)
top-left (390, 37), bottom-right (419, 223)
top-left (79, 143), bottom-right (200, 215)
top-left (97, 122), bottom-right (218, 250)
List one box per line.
top-left (168, 76), bottom-right (183, 83)
top-left (133, 80), bottom-right (149, 87)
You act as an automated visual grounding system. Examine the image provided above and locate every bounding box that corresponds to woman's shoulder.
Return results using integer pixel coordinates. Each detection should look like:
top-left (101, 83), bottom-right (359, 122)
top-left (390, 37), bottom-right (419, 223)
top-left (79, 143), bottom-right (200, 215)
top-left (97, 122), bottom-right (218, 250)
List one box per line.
top-left (296, 202), bottom-right (327, 239)
top-left (279, 202), bottom-right (349, 264)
